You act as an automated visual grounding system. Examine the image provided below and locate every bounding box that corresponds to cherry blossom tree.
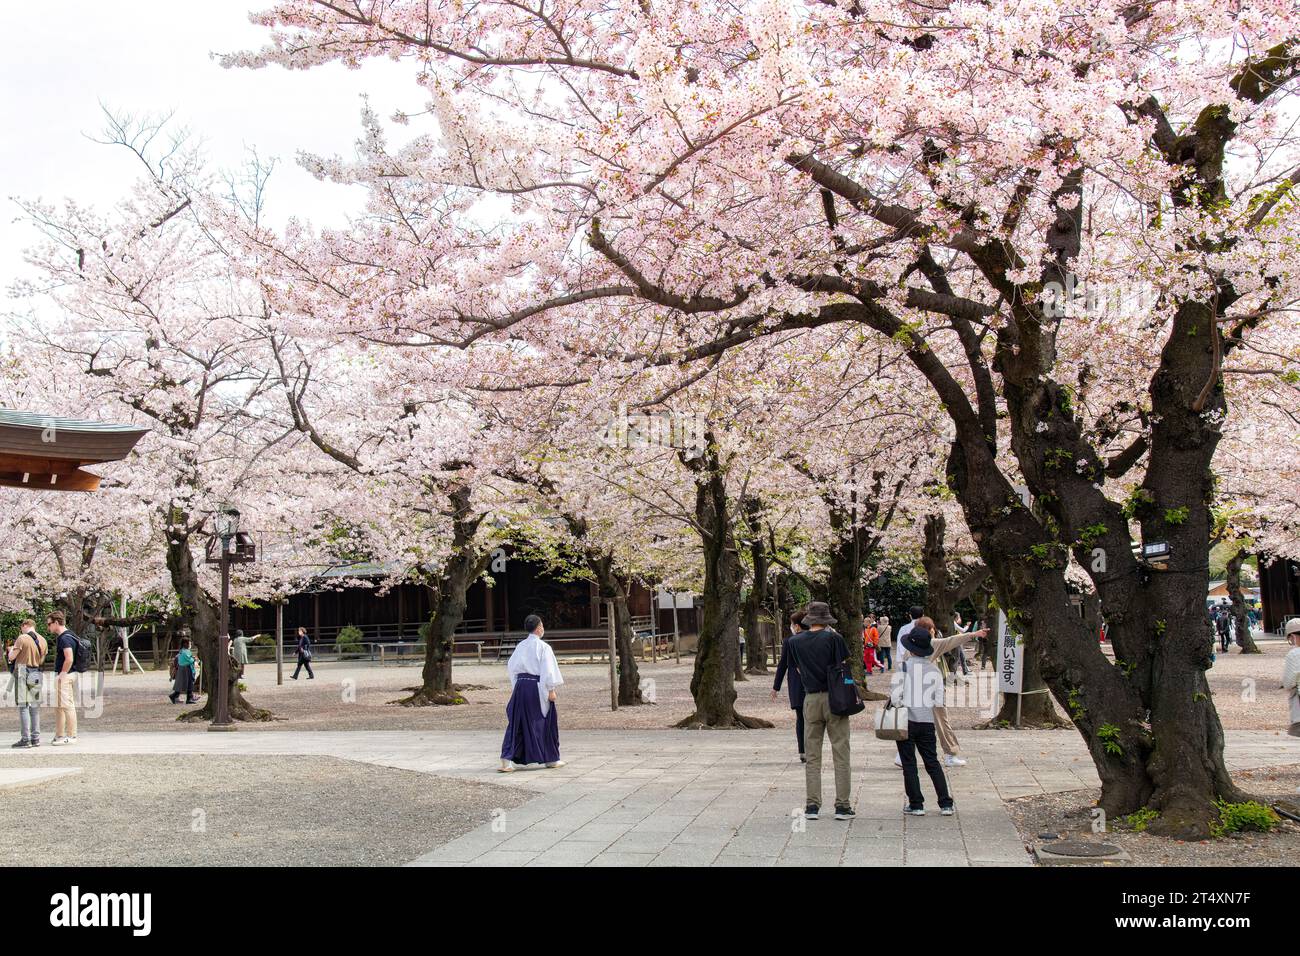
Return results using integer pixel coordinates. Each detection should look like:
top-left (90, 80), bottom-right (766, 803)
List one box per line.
top-left (227, 0), bottom-right (1300, 834)
top-left (8, 115), bottom-right (359, 720)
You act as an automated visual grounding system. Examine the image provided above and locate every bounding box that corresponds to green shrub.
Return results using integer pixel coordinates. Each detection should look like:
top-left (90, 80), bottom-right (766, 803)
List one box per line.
top-left (1210, 800), bottom-right (1280, 837)
top-left (336, 625), bottom-right (366, 658)
top-left (1123, 808), bottom-right (1158, 832)
top-left (1097, 723), bottom-right (1124, 756)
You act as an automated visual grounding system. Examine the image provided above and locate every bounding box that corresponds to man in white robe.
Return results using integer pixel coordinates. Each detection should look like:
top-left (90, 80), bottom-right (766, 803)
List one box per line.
top-left (500, 615), bottom-right (566, 771)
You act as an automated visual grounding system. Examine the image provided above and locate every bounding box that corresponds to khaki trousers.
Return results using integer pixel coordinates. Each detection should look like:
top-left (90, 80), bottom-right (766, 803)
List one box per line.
top-left (934, 706), bottom-right (959, 756)
top-left (56, 673), bottom-right (79, 738)
top-left (802, 692), bottom-right (851, 808)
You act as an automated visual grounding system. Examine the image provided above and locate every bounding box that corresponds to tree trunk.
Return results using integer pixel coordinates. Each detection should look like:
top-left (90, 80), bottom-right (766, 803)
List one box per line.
top-left (944, 295), bottom-right (1243, 837)
top-left (921, 515), bottom-right (957, 636)
top-left (676, 441), bottom-right (771, 728)
top-left (824, 535), bottom-right (866, 684)
top-left (816, 471), bottom-right (897, 700)
top-left (1226, 550), bottom-right (1261, 654)
top-left (165, 523), bottom-right (271, 722)
top-left (589, 553), bottom-right (644, 706)
top-left (400, 485), bottom-right (487, 706)
top-left (739, 501), bottom-right (770, 674)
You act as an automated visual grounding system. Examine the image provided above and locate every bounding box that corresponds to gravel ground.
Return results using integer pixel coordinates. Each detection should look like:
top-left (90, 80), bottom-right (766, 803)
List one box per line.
top-left (2, 638), bottom-right (1288, 734)
top-left (1006, 765), bottom-right (1300, 866)
top-left (0, 754), bottom-right (529, 866)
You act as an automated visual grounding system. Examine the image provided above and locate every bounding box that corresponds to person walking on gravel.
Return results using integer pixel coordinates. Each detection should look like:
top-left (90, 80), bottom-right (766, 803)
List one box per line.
top-left (291, 626), bottom-right (315, 680)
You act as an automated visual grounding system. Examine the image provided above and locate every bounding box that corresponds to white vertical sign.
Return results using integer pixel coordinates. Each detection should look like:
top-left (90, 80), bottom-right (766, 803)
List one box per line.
top-left (997, 609), bottom-right (1023, 694)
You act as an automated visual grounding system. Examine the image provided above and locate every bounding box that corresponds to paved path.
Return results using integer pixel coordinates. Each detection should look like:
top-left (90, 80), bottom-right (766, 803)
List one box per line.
top-left (10, 729), bottom-right (1296, 866)
top-left (0, 766), bottom-right (81, 791)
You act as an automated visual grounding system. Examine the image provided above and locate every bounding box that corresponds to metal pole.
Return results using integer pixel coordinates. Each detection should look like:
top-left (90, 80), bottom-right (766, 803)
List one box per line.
top-left (651, 598), bottom-right (658, 663)
top-left (672, 596), bottom-right (681, 664)
top-left (211, 542), bottom-right (234, 730)
top-left (606, 599), bottom-right (618, 711)
top-left (275, 599), bottom-right (284, 686)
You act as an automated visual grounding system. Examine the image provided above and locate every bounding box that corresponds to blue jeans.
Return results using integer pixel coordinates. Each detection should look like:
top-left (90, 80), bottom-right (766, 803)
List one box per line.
top-left (18, 704), bottom-right (40, 743)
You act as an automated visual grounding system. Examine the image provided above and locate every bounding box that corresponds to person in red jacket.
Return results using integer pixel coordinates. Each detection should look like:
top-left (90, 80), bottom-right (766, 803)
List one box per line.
top-left (863, 617), bottom-right (881, 674)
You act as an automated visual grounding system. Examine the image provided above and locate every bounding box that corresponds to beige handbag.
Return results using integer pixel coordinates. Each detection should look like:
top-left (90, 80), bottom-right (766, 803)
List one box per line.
top-left (874, 700), bottom-right (909, 740)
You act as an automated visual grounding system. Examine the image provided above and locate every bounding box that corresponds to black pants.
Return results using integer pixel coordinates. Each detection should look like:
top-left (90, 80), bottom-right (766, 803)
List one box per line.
top-left (878, 647), bottom-right (892, 670)
top-left (292, 657), bottom-right (314, 679)
top-left (794, 704), bottom-right (806, 756)
top-left (897, 721), bottom-right (953, 810)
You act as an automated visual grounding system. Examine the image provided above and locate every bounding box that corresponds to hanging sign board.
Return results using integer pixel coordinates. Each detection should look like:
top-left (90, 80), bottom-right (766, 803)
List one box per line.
top-left (656, 589), bottom-right (694, 610)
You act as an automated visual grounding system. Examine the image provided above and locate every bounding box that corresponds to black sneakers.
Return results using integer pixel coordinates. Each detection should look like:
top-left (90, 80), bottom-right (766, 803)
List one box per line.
top-left (804, 804), bottom-right (820, 820)
top-left (834, 806), bottom-right (855, 820)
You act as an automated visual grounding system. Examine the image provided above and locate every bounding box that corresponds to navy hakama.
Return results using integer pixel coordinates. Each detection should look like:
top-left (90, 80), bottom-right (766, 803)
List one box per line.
top-left (500, 673), bottom-right (560, 765)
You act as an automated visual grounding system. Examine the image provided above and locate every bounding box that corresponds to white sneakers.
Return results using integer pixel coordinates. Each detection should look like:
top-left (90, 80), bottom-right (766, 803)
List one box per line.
top-left (545, 760), bottom-right (566, 769)
top-left (895, 753), bottom-right (965, 767)
top-left (50, 736), bottom-right (78, 747)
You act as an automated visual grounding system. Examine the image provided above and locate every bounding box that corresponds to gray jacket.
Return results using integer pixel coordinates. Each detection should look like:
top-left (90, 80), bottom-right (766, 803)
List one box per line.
top-left (894, 656), bottom-right (944, 724)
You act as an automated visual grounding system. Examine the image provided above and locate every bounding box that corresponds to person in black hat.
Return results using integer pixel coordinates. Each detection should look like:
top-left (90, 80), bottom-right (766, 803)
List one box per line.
top-left (785, 601), bottom-right (854, 821)
top-left (894, 617), bottom-right (955, 816)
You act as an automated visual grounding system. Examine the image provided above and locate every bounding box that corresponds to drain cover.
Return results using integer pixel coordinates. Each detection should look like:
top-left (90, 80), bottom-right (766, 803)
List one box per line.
top-left (1034, 839), bottom-right (1131, 865)
top-left (1047, 840), bottom-right (1121, 857)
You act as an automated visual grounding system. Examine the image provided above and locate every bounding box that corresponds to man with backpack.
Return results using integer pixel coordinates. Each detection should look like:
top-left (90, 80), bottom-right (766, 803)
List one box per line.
top-left (46, 611), bottom-right (86, 746)
top-left (7, 619), bottom-right (47, 748)
top-left (785, 601), bottom-right (855, 821)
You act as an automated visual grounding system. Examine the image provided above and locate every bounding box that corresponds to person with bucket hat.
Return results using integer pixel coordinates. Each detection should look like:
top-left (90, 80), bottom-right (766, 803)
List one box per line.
top-left (892, 613), bottom-right (988, 768)
top-left (1283, 619), bottom-right (1300, 737)
top-left (892, 617), bottom-right (956, 816)
top-left (784, 601), bottom-right (855, 821)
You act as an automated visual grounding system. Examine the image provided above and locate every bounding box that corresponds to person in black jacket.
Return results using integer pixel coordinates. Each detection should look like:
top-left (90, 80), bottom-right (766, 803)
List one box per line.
top-left (772, 608), bottom-right (808, 763)
top-left (785, 602), bottom-right (854, 821)
top-left (291, 626), bottom-right (315, 680)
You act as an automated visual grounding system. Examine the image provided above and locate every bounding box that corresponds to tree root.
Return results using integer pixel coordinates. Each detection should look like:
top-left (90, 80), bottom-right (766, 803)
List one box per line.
top-left (392, 686), bottom-right (470, 706)
top-left (974, 712), bottom-right (1073, 730)
top-left (177, 699), bottom-right (275, 723)
top-left (674, 710), bottom-right (774, 729)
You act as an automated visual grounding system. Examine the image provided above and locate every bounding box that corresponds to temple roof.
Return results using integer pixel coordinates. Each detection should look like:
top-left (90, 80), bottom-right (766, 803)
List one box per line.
top-left (0, 408), bottom-right (148, 492)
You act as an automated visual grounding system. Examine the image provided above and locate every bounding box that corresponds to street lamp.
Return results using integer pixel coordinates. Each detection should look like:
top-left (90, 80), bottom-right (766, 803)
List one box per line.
top-left (205, 503), bottom-right (255, 731)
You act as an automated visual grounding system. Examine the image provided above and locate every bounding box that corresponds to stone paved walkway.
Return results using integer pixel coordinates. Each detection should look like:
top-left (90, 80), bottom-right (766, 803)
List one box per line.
top-left (10, 728), bottom-right (1296, 866)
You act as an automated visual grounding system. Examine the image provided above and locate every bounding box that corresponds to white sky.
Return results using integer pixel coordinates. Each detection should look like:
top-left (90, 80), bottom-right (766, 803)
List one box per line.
top-left (0, 0), bottom-right (416, 290)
